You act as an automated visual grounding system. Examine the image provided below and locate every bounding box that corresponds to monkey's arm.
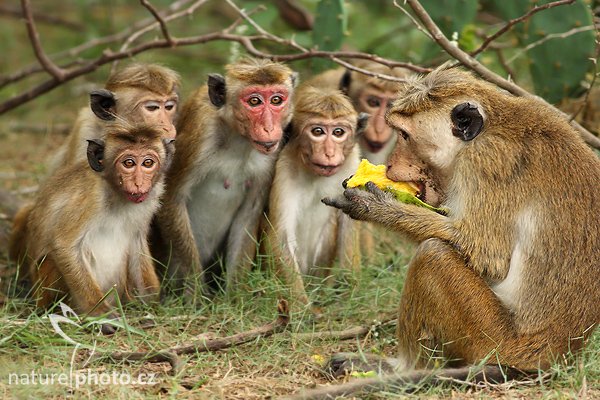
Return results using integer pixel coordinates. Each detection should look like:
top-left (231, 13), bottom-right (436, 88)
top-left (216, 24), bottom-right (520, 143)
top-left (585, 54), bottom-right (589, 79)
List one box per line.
top-left (224, 178), bottom-right (270, 290)
top-left (263, 221), bottom-right (311, 308)
top-left (323, 182), bottom-right (457, 244)
top-left (155, 197), bottom-right (203, 286)
top-left (126, 237), bottom-right (160, 303)
top-left (51, 246), bottom-right (114, 316)
top-left (336, 213), bottom-right (361, 275)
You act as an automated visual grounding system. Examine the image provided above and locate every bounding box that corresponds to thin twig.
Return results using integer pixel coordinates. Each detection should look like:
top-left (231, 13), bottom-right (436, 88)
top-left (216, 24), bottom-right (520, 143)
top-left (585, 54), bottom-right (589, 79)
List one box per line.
top-left (402, 0), bottom-right (600, 149)
top-left (140, 0), bottom-right (175, 46)
top-left (506, 25), bottom-right (597, 65)
top-left (471, 0), bottom-right (575, 57)
top-left (570, 31), bottom-right (600, 122)
top-left (292, 318), bottom-right (396, 341)
top-left (20, 0), bottom-right (66, 80)
top-left (0, 4), bottom-right (83, 30)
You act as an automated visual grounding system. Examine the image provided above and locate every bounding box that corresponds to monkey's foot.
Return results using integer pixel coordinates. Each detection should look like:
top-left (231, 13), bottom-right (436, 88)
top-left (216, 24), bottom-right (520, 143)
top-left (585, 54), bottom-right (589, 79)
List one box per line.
top-left (325, 352), bottom-right (397, 378)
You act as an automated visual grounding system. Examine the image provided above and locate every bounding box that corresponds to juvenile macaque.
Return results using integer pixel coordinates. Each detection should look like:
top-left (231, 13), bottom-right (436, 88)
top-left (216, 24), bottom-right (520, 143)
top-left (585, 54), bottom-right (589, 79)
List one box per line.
top-left (153, 58), bottom-right (297, 294)
top-left (307, 60), bottom-right (409, 164)
top-left (323, 68), bottom-right (600, 377)
top-left (11, 124), bottom-right (174, 333)
top-left (264, 85), bottom-right (367, 309)
top-left (52, 63), bottom-right (180, 170)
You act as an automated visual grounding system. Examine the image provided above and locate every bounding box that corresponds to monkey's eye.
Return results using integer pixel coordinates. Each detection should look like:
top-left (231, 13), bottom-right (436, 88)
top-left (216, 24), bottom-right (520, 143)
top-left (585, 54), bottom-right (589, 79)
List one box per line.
top-left (366, 96), bottom-right (381, 108)
top-left (399, 129), bottom-right (410, 141)
top-left (270, 96), bottom-right (283, 105)
top-left (144, 101), bottom-right (161, 112)
top-left (311, 127), bottom-right (325, 136)
top-left (332, 127), bottom-right (346, 137)
top-left (122, 158), bottom-right (136, 169)
top-left (142, 158), bottom-right (155, 168)
top-left (248, 96), bottom-right (262, 107)
top-left (165, 100), bottom-right (176, 111)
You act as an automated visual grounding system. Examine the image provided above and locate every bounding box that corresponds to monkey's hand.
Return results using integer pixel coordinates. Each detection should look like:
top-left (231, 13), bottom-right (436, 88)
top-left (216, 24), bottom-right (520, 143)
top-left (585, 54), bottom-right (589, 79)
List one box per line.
top-left (322, 181), bottom-right (393, 222)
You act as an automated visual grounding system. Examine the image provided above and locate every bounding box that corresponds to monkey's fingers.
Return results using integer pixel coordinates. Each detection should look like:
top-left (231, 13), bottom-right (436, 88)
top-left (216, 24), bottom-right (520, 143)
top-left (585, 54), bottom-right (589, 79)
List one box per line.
top-left (321, 196), bottom-right (349, 210)
top-left (364, 181), bottom-right (387, 197)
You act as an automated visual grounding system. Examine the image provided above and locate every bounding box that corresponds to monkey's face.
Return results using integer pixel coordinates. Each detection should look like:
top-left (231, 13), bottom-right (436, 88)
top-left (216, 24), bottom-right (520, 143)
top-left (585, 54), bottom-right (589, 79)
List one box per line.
top-left (112, 145), bottom-right (163, 203)
top-left (119, 88), bottom-right (178, 139)
top-left (237, 85), bottom-right (292, 154)
top-left (300, 117), bottom-right (356, 177)
top-left (356, 88), bottom-right (397, 153)
top-left (385, 100), bottom-right (485, 207)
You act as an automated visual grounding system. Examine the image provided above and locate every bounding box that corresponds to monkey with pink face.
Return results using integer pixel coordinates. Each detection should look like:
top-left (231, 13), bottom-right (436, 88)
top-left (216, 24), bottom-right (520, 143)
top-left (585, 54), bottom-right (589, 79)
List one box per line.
top-left (153, 58), bottom-right (298, 295)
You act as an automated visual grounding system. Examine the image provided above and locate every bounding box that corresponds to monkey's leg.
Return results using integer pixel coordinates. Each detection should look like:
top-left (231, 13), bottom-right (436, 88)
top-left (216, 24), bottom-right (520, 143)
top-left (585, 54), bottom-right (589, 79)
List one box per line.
top-left (396, 238), bottom-right (516, 369)
top-left (32, 256), bottom-right (67, 309)
top-left (328, 238), bottom-right (545, 377)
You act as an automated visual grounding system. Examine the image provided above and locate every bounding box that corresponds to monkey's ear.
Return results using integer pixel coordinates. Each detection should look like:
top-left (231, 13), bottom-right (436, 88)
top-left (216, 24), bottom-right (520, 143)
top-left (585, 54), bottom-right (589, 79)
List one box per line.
top-left (451, 102), bottom-right (484, 141)
top-left (86, 139), bottom-right (105, 172)
top-left (290, 72), bottom-right (299, 88)
top-left (339, 70), bottom-right (352, 95)
top-left (356, 112), bottom-right (370, 134)
top-left (207, 74), bottom-right (226, 108)
top-left (90, 89), bottom-right (117, 121)
top-left (162, 138), bottom-right (176, 172)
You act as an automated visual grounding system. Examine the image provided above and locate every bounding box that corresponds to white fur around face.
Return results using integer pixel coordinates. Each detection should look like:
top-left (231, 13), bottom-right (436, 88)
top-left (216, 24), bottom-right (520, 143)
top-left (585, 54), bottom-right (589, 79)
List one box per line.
top-left (187, 133), bottom-right (275, 265)
top-left (274, 146), bottom-right (359, 275)
top-left (492, 206), bottom-right (537, 312)
top-left (78, 191), bottom-right (160, 298)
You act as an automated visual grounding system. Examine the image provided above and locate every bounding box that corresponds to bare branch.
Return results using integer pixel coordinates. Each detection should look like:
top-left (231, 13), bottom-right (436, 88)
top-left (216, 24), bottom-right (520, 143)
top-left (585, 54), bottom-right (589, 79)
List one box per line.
top-left (569, 32), bottom-right (600, 122)
top-left (506, 25), bottom-right (597, 65)
top-left (140, 0), bottom-right (175, 46)
top-left (20, 0), bottom-right (67, 81)
top-left (471, 0), bottom-right (575, 57)
top-left (402, 0), bottom-right (600, 149)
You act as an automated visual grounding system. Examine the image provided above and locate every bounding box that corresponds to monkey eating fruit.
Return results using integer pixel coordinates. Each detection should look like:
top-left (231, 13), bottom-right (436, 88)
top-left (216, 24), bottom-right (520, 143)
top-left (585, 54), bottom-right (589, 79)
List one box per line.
top-left (345, 159), bottom-right (447, 215)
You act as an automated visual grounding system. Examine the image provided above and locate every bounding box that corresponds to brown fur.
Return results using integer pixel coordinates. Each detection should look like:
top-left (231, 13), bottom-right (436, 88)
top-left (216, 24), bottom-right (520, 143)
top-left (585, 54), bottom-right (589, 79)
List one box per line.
top-left (11, 124), bottom-right (169, 321)
top-left (324, 67), bottom-right (600, 372)
top-left (153, 58), bottom-right (297, 295)
top-left (264, 85), bottom-right (361, 310)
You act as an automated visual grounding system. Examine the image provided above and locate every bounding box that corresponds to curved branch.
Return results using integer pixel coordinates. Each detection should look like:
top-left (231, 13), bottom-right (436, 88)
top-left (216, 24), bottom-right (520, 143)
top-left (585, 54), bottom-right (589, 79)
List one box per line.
top-left (471, 0), bottom-right (575, 57)
top-left (21, 0), bottom-right (67, 80)
top-left (403, 0), bottom-right (600, 149)
top-left (140, 0), bottom-right (175, 46)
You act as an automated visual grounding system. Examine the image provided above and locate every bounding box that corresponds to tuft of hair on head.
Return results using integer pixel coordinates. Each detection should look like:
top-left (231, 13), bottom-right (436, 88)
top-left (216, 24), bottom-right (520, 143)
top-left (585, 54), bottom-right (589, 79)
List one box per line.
top-left (391, 65), bottom-right (503, 115)
top-left (294, 85), bottom-right (356, 121)
top-left (104, 122), bottom-right (165, 147)
top-left (225, 57), bottom-right (294, 86)
top-left (349, 60), bottom-right (411, 94)
top-left (105, 63), bottom-right (181, 95)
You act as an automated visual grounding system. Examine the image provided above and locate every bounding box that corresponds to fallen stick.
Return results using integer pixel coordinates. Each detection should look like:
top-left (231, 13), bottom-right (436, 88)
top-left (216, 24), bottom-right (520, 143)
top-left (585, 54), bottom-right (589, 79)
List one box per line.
top-left (292, 318), bottom-right (396, 341)
top-left (279, 365), bottom-right (533, 400)
top-left (93, 299), bottom-right (289, 374)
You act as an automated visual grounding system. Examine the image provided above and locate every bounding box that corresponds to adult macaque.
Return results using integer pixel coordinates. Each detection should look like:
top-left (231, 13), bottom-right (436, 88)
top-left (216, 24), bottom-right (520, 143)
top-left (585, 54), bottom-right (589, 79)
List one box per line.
top-left (153, 58), bottom-right (297, 294)
top-left (323, 68), bottom-right (600, 379)
top-left (307, 60), bottom-right (409, 165)
top-left (11, 124), bottom-right (174, 334)
top-left (52, 63), bottom-right (180, 170)
top-left (264, 85), bottom-right (367, 309)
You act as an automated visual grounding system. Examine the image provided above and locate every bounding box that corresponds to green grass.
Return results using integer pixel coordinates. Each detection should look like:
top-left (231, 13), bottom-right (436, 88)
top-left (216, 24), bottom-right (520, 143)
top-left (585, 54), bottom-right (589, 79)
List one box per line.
top-left (0, 232), bottom-right (598, 399)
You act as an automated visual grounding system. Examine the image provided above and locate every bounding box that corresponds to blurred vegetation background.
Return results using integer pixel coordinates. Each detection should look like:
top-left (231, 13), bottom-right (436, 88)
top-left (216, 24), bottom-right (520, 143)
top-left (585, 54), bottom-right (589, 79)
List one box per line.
top-left (0, 0), bottom-right (597, 123)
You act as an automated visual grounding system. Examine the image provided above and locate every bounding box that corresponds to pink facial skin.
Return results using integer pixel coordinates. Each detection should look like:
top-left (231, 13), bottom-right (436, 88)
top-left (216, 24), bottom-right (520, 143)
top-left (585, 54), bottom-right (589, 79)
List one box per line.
top-left (357, 89), bottom-right (397, 153)
top-left (239, 85), bottom-right (290, 154)
top-left (301, 118), bottom-right (354, 177)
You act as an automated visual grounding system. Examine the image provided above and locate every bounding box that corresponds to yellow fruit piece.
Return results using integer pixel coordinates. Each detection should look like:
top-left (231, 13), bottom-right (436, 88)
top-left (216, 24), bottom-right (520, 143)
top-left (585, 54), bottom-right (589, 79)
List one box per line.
top-left (346, 159), bottom-right (418, 196)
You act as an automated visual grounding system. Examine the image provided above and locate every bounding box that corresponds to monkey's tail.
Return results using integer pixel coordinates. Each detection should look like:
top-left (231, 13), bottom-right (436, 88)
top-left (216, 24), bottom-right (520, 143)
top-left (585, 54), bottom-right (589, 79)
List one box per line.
top-left (279, 365), bottom-right (539, 400)
top-left (8, 203), bottom-right (33, 268)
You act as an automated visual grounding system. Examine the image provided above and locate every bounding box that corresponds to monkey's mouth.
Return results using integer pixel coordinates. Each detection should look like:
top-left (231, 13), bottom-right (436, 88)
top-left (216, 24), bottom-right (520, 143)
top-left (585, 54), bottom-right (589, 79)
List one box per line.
top-left (415, 181), bottom-right (426, 201)
top-left (127, 192), bottom-right (149, 203)
top-left (312, 163), bottom-right (341, 177)
top-left (364, 139), bottom-right (385, 153)
top-left (253, 140), bottom-right (279, 154)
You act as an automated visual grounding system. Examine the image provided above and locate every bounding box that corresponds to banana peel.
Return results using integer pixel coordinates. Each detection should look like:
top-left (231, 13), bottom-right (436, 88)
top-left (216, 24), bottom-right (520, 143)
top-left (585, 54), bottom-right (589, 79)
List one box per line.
top-left (345, 159), bottom-right (448, 215)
